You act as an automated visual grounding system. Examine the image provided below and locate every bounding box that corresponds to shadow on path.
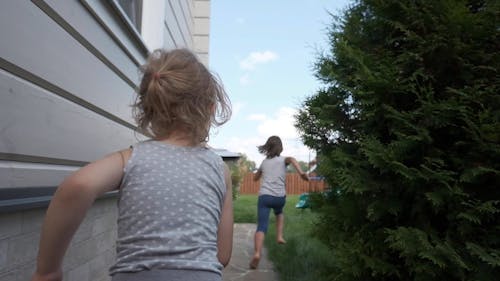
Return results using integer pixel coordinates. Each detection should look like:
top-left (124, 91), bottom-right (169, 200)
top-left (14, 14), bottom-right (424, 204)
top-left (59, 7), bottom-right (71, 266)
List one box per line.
top-left (223, 223), bottom-right (279, 281)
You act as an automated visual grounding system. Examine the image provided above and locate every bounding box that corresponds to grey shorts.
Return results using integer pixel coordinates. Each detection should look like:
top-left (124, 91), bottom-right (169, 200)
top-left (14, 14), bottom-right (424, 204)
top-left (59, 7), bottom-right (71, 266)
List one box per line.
top-left (111, 269), bottom-right (221, 281)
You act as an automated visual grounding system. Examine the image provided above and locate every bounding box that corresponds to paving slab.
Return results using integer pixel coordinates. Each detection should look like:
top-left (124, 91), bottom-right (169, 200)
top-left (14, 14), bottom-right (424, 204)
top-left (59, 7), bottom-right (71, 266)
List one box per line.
top-left (223, 223), bottom-right (279, 281)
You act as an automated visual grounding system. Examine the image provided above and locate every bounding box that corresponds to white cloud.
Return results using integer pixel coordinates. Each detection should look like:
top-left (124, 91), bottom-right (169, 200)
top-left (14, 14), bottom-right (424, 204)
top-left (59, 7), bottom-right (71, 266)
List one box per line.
top-left (222, 135), bottom-right (313, 165)
top-left (223, 136), bottom-right (263, 165)
top-left (239, 51), bottom-right (278, 71)
top-left (256, 107), bottom-right (298, 139)
top-left (210, 107), bottom-right (314, 164)
top-left (231, 107), bottom-right (314, 163)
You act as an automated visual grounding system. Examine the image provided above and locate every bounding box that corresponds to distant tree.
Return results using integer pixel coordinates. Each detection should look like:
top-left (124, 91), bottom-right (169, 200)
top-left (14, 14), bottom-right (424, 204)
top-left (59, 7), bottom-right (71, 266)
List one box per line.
top-left (286, 160), bottom-right (309, 173)
top-left (226, 161), bottom-right (240, 200)
top-left (296, 0), bottom-right (500, 280)
top-left (238, 154), bottom-right (256, 173)
top-left (299, 160), bottom-right (309, 173)
top-left (228, 154), bottom-right (256, 199)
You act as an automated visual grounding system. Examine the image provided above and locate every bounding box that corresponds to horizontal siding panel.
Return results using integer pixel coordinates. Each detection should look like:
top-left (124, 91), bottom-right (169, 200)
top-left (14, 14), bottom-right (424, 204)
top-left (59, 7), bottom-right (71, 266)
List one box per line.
top-left (194, 1), bottom-right (210, 17)
top-left (194, 17), bottom-right (209, 35)
top-left (193, 35), bottom-right (209, 53)
top-left (165, 0), bottom-right (186, 47)
top-left (0, 69), bottom-right (139, 164)
top-left (0, 1), bottom-right (136, 125)
top-left (170, 0), bottom-right (192, 48)
top-left (0, 161), bottom-right (78, 189)
top-left (42, 0), bottom-right (140, 83)
top-left (163, 26), bottom-right (177, 49)
top-left (179, 0), bottom-right (194, 34)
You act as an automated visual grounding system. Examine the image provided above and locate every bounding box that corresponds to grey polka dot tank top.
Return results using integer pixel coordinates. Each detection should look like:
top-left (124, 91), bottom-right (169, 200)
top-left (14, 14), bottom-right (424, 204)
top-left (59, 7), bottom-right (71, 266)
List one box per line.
top-left (109, 140), bottom-right (226, 276)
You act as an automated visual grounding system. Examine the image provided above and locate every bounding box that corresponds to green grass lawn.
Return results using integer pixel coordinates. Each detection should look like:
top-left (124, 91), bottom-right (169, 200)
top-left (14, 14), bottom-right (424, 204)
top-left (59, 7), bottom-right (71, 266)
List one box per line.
top-left (233, 194), bottom-right (334, 281)
top-left (233, 194), bottom-right (258, 223)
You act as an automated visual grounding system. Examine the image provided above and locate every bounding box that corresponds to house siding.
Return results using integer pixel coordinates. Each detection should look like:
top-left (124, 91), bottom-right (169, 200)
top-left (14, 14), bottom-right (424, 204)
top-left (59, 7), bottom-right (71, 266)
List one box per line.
top-left (0, 1), bottom-right (206, 280)
top-left (193, 0), bottom-right (210, 65)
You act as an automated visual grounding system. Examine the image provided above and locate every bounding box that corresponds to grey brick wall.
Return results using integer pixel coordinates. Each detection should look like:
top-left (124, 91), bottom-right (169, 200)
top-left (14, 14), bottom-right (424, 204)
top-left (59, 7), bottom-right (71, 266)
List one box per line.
top-left (0, 197), bottom-right (117, 281)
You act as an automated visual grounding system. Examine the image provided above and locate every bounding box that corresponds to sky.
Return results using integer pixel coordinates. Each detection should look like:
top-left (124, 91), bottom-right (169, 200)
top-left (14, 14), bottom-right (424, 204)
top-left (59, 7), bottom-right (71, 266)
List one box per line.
top-left (208, 0), bottom-right (351, 165)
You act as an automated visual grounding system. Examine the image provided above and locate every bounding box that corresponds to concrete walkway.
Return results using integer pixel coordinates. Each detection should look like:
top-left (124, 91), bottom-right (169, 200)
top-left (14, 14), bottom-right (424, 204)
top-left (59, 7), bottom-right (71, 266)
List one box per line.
top-left (223, 223), bottom-right (279, 281)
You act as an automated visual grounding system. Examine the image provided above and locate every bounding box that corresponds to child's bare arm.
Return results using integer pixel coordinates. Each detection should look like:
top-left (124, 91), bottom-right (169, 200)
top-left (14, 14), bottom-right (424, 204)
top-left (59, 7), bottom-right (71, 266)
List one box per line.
top-left (32, 150), bottom-right (129, 281)
top-left (253, 169), bottom-right (262, 181)
top-left (217, 163), bottom-right (234, 267)
top-left (285, 157), bottom-right (309, 181)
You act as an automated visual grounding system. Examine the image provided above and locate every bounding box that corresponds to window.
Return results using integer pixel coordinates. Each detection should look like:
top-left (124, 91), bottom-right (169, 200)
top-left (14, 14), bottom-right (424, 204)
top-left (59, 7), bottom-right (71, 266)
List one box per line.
top-left (115, 0), bottom-right (143, 33)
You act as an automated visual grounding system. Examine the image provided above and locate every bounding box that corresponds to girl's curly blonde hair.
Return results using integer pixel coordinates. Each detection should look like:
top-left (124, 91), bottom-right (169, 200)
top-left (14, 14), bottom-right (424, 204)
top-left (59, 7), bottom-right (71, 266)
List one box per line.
top-left (133, 48), bottom-right (231, 145)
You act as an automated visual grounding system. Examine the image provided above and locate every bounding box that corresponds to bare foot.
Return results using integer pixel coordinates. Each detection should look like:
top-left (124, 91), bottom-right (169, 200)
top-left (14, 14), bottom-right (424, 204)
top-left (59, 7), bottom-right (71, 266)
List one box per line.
top-left (249, 255), bottom-right (260, 269)
top-left (277, 238), bottom-right (286, 244)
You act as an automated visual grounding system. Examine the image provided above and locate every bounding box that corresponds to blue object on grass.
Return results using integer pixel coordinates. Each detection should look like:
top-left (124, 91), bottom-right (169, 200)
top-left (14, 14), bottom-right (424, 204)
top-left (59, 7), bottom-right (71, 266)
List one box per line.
top-left (295, 192), bottom-right (310, 209)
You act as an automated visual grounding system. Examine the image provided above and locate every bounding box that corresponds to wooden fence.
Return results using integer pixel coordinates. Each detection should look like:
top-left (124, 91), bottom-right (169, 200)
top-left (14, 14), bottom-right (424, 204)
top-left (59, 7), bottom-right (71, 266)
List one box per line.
top-left (239, 172), bottom-right (326, 195)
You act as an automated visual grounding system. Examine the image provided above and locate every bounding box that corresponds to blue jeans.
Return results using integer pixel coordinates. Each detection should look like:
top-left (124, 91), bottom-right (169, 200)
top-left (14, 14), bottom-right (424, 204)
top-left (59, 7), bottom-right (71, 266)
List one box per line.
top-left (256, 195), bottom-right (286, 233)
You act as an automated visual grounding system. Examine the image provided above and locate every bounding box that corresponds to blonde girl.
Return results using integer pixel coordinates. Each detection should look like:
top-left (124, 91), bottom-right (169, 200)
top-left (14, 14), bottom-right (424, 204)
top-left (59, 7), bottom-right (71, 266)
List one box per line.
top-left (31, 48), bottom-right (233, 281)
